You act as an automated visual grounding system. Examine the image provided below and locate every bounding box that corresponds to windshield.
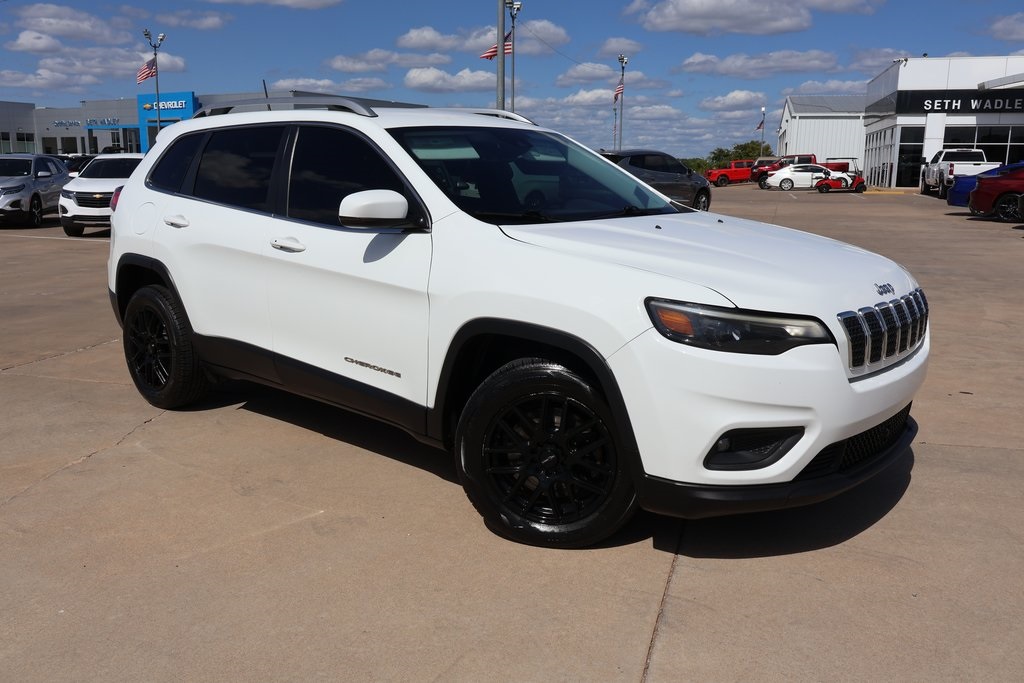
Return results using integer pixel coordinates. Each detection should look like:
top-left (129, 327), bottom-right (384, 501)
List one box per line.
top-left (389, 126), bottom-right (678, 224)
top-left (0, 159), bottom-right (32, 177)
top-left (79, 157), bottom-right (143, 179)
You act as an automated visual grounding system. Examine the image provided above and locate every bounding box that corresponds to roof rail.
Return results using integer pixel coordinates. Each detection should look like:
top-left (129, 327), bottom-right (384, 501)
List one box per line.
top-left (459, 109), bottom-right (537, 125)
top-left (192, 94), bottom-right (427, 119)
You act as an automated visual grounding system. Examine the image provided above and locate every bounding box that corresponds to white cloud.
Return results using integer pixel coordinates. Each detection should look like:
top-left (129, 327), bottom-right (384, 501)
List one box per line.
top-left (5, 30), bottom-right (62, 54)
top-left (13, 3), bottom-right (134, 44)
top-left (328, 49), bottom-right (449, 73)
top-left (397, 27), bottom-right (459, 51)
top-left (206, 0), bottom-right (343, 8)
top-left (678, 50), bottom-right (839, 78)
top-left (599, 38), bottom-right (643, 58)
top-left (990, 13), bottom-right (1024, 41)
top-left (403, 67), bottom-right (494, 93)
top-left (784, 79), bottom-right (868, 95)
top-left (633, 0), bottom-right (813, 36)
top-left (698, 89), bottom-right (767, 111)
top-left (556, 63), bottom-right (618, 87)
top-left (155, 11), bottom-right (233, 30)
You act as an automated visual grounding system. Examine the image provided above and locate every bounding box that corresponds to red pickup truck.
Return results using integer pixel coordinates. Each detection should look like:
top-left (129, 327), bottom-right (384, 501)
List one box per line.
top-left (754, 154), bottom-right (852, 188)
top-left (705, 159), bottom-right (754, 186)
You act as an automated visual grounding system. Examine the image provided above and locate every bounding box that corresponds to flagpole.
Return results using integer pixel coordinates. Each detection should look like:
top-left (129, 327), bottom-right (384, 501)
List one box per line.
top-left (143, 29), bottom-right (166, 141)
top-left (617, 54), bottom-right (628, 148)
top-left (506, 2), bottom-right (522, 113)
top-left (496, 0), bottom-right (505, 110)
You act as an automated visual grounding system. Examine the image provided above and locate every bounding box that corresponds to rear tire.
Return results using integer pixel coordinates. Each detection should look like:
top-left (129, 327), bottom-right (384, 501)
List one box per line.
top-left (758, 175), bottom-right (769, 189)
top-left (937, 182), bottom-right (947, 200)
top-left (122, 285), bottom-right (209, 409)
top-left (779, 178), bottom-right (794, 191)
top-left (817, 184), bottom-right (830, 193)
top-left (994, 194), bottom-right (1022, 223)
top-left (455, 358), bottom-right (637, 548)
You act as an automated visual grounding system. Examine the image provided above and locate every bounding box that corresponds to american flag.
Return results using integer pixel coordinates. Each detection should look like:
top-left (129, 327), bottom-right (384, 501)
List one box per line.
top-left (136, 58), bottom-right (157, 84)
top-left (613, 77), bottom-right (624, 103)
top-left (480, 31), bottom-right (513, 60)
top-left (755, 116), bottom-right (764, 131)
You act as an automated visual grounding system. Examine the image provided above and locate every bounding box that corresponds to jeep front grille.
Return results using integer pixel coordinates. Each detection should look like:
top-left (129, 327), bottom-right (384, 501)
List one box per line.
top-left (837, 288), bottom-right (928, 372)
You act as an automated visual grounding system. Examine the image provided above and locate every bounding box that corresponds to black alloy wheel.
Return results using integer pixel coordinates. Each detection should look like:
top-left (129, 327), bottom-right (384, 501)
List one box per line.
top-left (123, 285), bottom-right (208, 409)
top-left (693, 191), bottom-right (710, 211)
top-left (716, 176), bottom-right (729, 187)
top-left (28, 196), bottom-right (43, 227)
top-left (994, 194), bottom-right (1022, 223)
top-left (455, 359), bottom-right (637, 547)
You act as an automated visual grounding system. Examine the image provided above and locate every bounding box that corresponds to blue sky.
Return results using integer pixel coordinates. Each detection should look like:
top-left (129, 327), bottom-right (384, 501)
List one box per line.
top-left (1, 0), bottom-right (1022, 158)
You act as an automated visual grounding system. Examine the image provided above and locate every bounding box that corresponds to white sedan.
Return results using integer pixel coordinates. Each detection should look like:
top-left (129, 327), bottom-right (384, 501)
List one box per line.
top-left (765, 163), bottom-right (852, 191)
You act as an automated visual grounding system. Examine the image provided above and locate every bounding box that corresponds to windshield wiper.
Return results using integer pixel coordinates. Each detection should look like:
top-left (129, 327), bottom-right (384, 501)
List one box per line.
top-left (587, 205), bottom-right (669, 220)
top-left (470, 210), bottom-right (561, 223)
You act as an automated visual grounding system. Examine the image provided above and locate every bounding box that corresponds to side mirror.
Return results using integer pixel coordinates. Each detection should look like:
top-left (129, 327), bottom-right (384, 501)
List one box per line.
top-left (36, 170), bottom-right (52, 179)
top-left (338, 189), bottom-right (410, 228)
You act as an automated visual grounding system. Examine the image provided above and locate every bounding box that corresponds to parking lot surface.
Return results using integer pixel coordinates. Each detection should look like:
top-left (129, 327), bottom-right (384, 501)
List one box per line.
top-left (2, 185), bottom-right (1022, 681)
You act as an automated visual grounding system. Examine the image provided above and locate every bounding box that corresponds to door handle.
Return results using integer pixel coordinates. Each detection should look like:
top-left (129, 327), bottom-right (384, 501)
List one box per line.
top-left (163, 215), bottom-right (189, 228)
top-left (271, 237), bottom-right (306, 253)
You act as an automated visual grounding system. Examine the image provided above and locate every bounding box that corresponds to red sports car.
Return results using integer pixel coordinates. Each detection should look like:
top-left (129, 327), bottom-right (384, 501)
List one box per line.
top-left (968, 165), bottom-right (1024, 222)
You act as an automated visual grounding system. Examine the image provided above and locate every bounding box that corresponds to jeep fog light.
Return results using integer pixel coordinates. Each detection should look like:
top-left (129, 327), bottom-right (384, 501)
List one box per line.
top-left (704, 427), bottom-right (804, 470)
top-left (646, 298), bottom-right (833, 354)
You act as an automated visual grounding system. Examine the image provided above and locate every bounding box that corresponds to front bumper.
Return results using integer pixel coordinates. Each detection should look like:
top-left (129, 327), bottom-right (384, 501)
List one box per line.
top-left (607, 326), bottom-right (928, 517)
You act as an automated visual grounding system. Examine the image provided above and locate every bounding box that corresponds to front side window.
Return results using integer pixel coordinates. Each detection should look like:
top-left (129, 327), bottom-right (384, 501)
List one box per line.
top-left (193, 126), bottom-right (286, 212)
top-left (287, 125), bottom-right (407, 226)
top-left (391, 126), bottom-right (677, 224)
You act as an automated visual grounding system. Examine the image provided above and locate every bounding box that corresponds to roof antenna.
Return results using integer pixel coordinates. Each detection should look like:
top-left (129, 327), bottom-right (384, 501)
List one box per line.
top-left (262, 79), bottom-right (271, 110)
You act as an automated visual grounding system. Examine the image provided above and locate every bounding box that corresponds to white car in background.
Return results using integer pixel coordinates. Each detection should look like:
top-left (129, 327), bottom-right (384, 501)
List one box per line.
top-left (766, 163), bottom-right (852, 191)
top-left (59, 153), bottom-right (144, 236)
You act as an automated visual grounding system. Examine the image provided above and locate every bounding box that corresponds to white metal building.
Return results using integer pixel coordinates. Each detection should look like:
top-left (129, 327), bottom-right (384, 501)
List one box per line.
top-left (777, 95), bottom-right (867, 172)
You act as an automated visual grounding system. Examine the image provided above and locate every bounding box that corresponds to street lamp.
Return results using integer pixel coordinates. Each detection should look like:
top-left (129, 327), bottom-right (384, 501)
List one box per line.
top-left (142, 28), bottom-right (166, 136)
top-left (505, 1), bottom-right (522, 112)
top-left (617, 54), bottom-right (628, 148)
top-left (760, 105), bottom-right (766, 157)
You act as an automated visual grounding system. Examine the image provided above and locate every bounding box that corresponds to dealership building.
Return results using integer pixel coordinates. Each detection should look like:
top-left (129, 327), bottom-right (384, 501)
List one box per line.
top-left (778, 55), bottom-right (1024, 188)
top-left (4, 54), bottom-right (1024, 189)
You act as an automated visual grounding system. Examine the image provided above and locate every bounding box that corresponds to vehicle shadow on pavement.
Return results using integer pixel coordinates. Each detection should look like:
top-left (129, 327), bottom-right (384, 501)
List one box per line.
top-left (201, 381), bottom-right (459, 484)
top-left (662, 450), bottom-right (915, 558)
top-left (186, 382), bottom-right (915, 555)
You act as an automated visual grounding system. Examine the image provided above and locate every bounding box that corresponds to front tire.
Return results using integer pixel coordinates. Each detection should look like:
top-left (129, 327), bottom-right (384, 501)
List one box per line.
top-left (693, 190), bottom-right (710, 211)
top-left (25, 195), bottom-right (43, 227)
top-left (716, 175), bottom-right (729, 187)
top-left (61, 219), bottom-right (84, 237)
top-left (122, 285), bottom-right (209, 409)
top-left (455, 359), bottom-right (637, 548)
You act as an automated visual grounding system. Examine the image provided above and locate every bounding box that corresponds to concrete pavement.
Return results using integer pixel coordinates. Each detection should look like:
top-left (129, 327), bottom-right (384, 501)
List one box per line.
top-left (1, 186), bottom-right (1022, 681)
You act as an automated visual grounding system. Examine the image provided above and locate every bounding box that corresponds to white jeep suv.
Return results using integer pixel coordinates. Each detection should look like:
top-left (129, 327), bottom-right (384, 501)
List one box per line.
top-left (108, 96), bottom-right (929, 547)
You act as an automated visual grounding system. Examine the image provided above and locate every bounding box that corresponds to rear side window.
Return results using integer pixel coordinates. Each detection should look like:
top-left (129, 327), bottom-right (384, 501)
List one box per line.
top-left (192, 126), bottom-right (286, 212)
top-left (287, 125), bottom-right (406, 226)
top-left (149, 133), bottom-right (204, 192)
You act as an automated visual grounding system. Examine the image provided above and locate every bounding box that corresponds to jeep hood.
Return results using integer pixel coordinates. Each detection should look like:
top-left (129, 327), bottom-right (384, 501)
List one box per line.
top-left (500, 210), bottom-right (918, 313)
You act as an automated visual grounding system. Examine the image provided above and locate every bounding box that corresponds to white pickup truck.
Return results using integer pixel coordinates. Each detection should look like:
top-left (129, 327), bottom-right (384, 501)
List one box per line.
top-left (920, 148), bottom-right (1000, 198)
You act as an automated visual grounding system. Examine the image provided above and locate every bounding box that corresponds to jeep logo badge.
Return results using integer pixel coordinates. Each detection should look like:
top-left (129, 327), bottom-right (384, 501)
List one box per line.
top-left (875, 282), bottom-right (895, 296)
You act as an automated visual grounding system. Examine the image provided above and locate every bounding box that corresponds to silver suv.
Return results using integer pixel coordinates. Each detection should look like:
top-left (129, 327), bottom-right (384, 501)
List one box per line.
top-left (0, 154), bottom-right (71, 227)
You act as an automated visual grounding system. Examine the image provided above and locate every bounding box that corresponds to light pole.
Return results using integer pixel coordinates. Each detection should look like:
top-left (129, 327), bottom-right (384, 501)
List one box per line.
top-left (617, 54), bottom-right (628, 149)
top-left (505, 1), bottom-right (522, 112)
top-left (142, 28), bottom-right (165, 138)
top-left (760, 105), bottom-right (766, 157)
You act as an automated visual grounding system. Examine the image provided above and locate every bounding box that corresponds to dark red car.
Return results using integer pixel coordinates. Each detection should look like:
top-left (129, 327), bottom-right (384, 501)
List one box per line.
top-left (968, 165), bottom-right (1024, 222)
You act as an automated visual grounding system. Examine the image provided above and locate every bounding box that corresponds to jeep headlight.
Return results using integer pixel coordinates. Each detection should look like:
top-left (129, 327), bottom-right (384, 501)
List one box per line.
top-left (1, 184), bottom-right (26, 195)
top-left (646, 298), bottom-right (833, 355)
